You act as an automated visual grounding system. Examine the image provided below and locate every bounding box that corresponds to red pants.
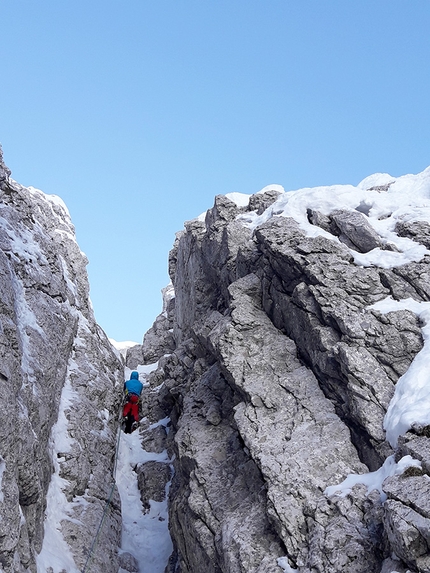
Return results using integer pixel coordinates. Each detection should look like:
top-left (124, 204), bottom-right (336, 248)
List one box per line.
top-left (123, 394), bottom-right (139, 421)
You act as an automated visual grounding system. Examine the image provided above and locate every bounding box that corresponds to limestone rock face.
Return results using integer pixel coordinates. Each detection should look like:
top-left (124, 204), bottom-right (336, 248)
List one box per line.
top-left (126, 284), bottom-right (175, 368)
top-left (381, 428), bottom-right (430, 572)
top-left (4, 144), bottom-right (430, 573)
top-left (148, 185), bottom-right (430, 572)
top-left (0, 151), bottom-right (123, 573)
top-left (254, 217), bottom-right (421, 469)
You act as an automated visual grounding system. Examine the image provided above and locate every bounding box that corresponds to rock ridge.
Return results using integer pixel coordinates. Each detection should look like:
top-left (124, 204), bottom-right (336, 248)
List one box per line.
top-left (144, 184), bottom-right (430, 572)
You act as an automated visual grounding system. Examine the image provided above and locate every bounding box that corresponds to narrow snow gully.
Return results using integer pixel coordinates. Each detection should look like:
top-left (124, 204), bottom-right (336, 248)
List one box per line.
top-left (116, 364), bottom-right (174, 573)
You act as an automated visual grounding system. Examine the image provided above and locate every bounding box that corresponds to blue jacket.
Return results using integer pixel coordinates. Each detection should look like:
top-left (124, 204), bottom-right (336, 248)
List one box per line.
top-left (124, 371), bottom-right (143, 396)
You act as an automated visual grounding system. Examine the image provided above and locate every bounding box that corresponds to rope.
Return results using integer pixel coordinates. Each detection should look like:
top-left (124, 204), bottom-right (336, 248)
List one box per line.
top-left (81, 407), bottom-right (124, 573)
top-left (80, 481), bottom-right (117, 573)
top-left (112, 423), bottom-right (122, 480)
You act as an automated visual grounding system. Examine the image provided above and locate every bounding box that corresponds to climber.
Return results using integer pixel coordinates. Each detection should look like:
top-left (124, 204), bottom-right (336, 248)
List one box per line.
top-left (122, 371), bottom-right (143, 433)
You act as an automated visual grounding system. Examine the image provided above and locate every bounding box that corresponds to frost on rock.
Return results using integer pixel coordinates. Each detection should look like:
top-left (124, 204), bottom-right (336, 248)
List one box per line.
top-left (153, 167), bottom-right (430, 573)
top-left (0, 153), bottom-right (123, 573)
top-left (3, 145), bottom-right (430, 573)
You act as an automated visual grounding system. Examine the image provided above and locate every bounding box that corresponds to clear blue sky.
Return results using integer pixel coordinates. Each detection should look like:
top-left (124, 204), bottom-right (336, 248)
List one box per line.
top-left (1, 1), bottom-right (429, 342)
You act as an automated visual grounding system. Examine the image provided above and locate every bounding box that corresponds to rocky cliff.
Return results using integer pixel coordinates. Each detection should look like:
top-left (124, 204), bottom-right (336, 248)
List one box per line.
top-left (0, 148), bottom-right (124, 573)
top-left (2, 142), bottom-right (430, 573)
top-left (133, 172), bottom-right (430, 573)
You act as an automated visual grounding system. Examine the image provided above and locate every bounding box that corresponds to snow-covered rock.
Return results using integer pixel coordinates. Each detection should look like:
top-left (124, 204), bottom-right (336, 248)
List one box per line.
top-left (151, 172), bottom-right (430, 572)
top-left (0, 147), bottom-right (123, 573)
top-left (3, 140), bottom-right (430, 573)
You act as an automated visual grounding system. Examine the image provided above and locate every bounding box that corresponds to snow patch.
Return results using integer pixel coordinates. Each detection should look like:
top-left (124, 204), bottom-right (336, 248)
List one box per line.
top-left (35, 473), bottom-right (81, 573)
top-left (0, 213), bottom-right (47, 265)
top-left (149, 417), bottom-right (170, 431)
top-left (110, 338), bottom-right (140, 359)
top-left (237, 166), bottom-right (430, 270)
top-left (225, 192), bottom-right (251, 207)
top-left (60, 256), bottom-right (78, 297)
top-left (110, 339), bottom-right (140, 352)
top-left (27, 185), bottom-right (72, 222)
top-left (324, 455), bottom-right (421, 501)
top-left (277, 556), bottom-right (298, 572)
top-left (11, 271), bottom-right (45, 383)
top-left (95, 408), bottom-right (112, 439)
top-left (357, 172), bottom-right (395, 190)
top-left (125, 361), bottom-right (159, 383)
top-left (50, 377), bottom-right (77, 454)
top-left (369, 296), bottom-right (430, 446)
top-left (36, 375), bottom-right (80, 573)
top-left (256, 183), bottom-right (285, 195)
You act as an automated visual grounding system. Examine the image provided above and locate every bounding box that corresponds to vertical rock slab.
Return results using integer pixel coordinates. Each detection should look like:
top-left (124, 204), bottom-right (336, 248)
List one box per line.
top-left (0, 151), bottom-right (123, 573)
top-left (254, 216), bottom-right (422, 468)
top-left (157, 176), bottom-right (430, 572)
top-left (157, 190), bottom-right (404, 572)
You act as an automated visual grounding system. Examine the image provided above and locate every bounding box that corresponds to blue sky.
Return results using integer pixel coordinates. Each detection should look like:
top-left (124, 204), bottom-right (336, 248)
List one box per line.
top-left (1, 1), bottom-right (430, 342)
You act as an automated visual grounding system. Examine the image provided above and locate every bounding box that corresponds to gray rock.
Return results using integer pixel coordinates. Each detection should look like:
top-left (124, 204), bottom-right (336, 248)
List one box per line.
top-left (140, 423), bottom-right (169, 454)
top-left (331, 208), bottom-right (383, 253)
top-left (168, 231), bottom-right (184, 285)
top-left (383, 500), bottom-right (430, 565)
top-left (0, 165), bottom-right (123, 572)
top-left (125, 343), bottom-right (145, 369)
top-left (398, 433), bottom-right (430, 475)
top-left (384, 475), bottom-right (430, 519)
top-left (157, 184), bottom-right (429, 572)
top-left (381, 450), bottom-right (430, 571)
top-left (380, 556), bottom-right (410, 573)
top-left (0, 145), bottom-right (11, 185)
top-left (248, 188), bottom-right (281, 215)
top-left (118, 551), bottom-right (139, 572)
top-left (167, 357), bottom-right (287, 573)
top-left (307, 207), bottom-right (385, 253)
top-left (126, 285), bottom-right (176, 368)
top-left (396, 220), bottom-right (430, 249)
top-left (307, 208), bottom-right (336, 234)
top-left (142, 300), bottom-right (175, 364)
top-left (254, 216), bottom-right (422, 468)
top-left (136, 461), bottom-right (172, 512)
top-left (366, 182), bottom-right (395, 192)
top-left (300, 486), bottom-right (384, 573)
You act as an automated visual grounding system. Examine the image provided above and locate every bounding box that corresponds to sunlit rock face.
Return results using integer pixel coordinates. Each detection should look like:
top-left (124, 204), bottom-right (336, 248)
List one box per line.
top-left (3, 141), bottom-right (430, 573)
top-left (0, 148), bottom-right (123, 573)
top-left (150, 174), bottom-right (430, 573)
